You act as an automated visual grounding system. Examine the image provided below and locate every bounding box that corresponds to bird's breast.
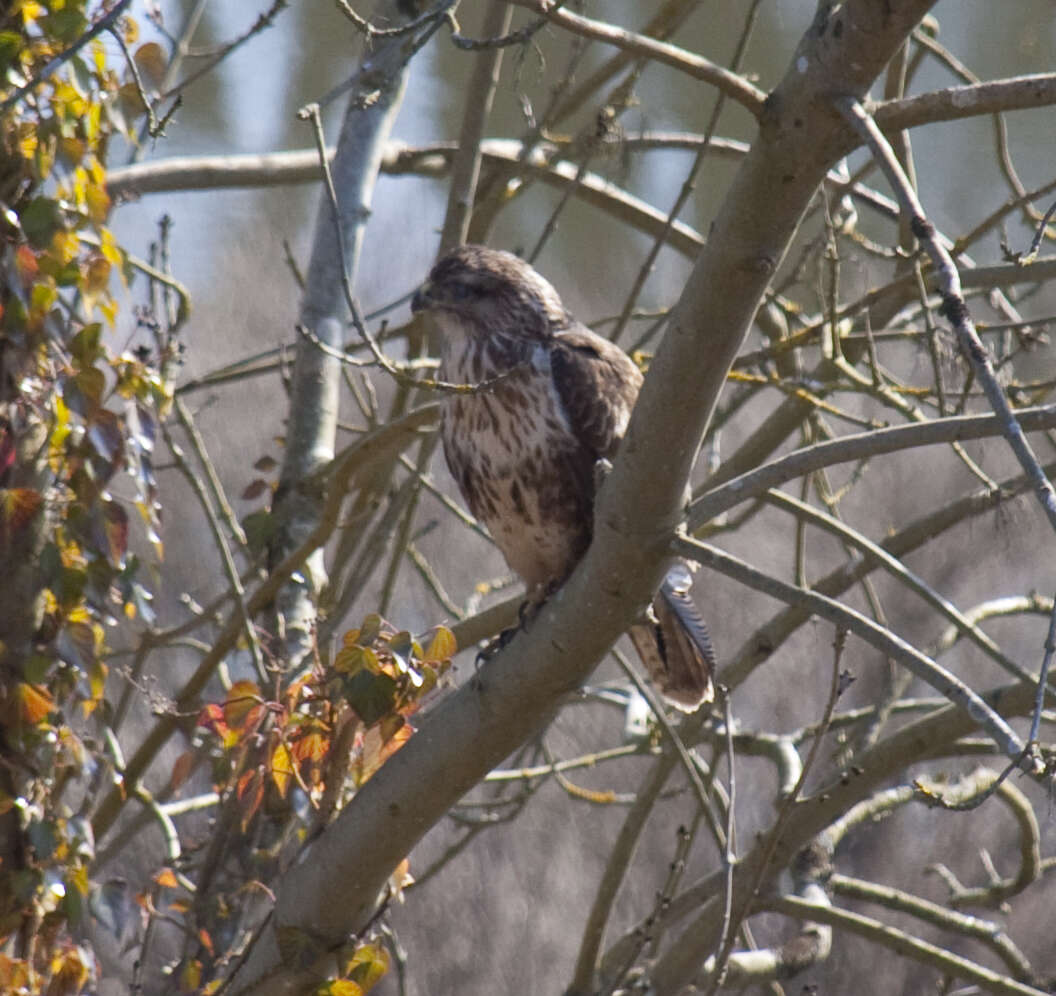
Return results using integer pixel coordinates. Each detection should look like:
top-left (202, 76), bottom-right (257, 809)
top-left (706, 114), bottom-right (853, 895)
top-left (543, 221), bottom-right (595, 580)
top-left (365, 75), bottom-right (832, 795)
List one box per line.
top-left (441, 362), bottom-right (591, 589)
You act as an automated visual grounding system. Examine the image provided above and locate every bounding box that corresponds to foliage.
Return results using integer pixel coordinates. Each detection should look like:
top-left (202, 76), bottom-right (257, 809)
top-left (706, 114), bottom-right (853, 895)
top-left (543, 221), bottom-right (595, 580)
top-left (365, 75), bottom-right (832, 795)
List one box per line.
top-left (170, 615), bottom-right (453, 991)
top-left (0, 2), bottom-right (170, 990)
top-left (0, 4), bottom-right (454, 993)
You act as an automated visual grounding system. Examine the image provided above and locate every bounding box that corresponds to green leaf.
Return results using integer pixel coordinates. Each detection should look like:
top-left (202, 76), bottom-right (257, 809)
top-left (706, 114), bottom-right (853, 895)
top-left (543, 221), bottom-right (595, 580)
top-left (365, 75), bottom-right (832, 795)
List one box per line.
top-left (20, 196), bottom-right (65, 249)
top-left (56, 564), bottom-right (87, 607)
top-left (70, 323), bottom-right (103, 367)
top-left (358, 613), bottom-right (382, 646)
top-left (0, 32), bottom-right (22, 74)
top-left (344, 670), bottom-right (398, 726)
top-left (242, 509), bottom-right (275, 556)
top-left (45, 9), bottom-right (88, 42)
top-left (334, 644), bottom-right (378, 676)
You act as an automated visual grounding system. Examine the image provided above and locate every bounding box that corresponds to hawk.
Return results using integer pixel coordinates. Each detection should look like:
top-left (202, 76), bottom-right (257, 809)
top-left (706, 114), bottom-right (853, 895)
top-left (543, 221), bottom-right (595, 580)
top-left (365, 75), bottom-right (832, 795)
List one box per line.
top-left (411, 245), bottom-right (714, 710)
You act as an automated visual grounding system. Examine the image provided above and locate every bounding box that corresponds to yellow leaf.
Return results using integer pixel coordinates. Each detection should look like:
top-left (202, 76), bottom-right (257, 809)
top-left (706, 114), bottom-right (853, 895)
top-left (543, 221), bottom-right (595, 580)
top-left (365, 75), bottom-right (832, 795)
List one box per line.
top-left (99, 228), bottom-right (122, 266)
top-left (87, 156), bottom-right (105, 187)
top-left (54, 81), bottom-right (87, 118)
top-left (67, 864), bottom-right (89, 897)
top-left (82, 255), bottom-right (110, 293)
top-left (179, 959), bottom-right (201, 993)
top-left (98, 294), bottom-right (118, 327)
top-left (19, 2), bottom-right (44, 27)
top-left (85, 182), bottom-right (110, 225)
top-left (334, 644), bottom-right (378, 675)
top-left (85, 101), bottom-right (102, 143)
top-left (345, 942), bottom-right (390, 991)
top-left (270, 741), bottom-right (293, 798)
top-left (50, 229), bottom-right (80, 263)
top-left (18, 127), bottom-right (37, 159)
top-left (422, 625), bottom-right (456, 662)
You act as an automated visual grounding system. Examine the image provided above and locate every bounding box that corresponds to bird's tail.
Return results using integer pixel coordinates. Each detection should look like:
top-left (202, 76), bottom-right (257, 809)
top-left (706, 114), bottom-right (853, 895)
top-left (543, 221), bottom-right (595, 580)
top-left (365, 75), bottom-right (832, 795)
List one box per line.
top-left (629, 566), bottom-right (716, 711)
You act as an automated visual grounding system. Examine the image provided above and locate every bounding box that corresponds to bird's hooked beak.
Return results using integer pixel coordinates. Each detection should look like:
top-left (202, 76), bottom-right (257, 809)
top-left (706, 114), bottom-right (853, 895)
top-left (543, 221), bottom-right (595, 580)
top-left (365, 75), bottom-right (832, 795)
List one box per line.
top-left (410, 280), bottom-right (433, 314)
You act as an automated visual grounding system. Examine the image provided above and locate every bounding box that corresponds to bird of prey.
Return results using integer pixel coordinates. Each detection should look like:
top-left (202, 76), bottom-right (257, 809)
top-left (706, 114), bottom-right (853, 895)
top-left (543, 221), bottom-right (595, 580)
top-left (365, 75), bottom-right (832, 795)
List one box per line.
top-left (411, 244), bottom-right (714, 710)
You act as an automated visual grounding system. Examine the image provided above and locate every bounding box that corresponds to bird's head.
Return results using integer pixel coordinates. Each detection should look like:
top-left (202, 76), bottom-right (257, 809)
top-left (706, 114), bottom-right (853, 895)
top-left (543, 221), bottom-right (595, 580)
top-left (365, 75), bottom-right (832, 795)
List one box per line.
top-left (411, 245), bottom-right (569, 344)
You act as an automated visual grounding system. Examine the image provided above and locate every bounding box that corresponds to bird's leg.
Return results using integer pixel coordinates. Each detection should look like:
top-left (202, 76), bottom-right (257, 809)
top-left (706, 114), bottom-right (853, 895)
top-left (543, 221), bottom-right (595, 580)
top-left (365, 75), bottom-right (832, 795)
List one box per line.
top-left (473, 579), bottom-right (562, 679)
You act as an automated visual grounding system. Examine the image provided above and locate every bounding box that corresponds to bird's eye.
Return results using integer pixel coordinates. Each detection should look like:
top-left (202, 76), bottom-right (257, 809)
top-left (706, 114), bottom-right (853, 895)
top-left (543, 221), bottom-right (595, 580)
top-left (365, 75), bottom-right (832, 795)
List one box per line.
top-left (448, 282), bottom-right (473, 301)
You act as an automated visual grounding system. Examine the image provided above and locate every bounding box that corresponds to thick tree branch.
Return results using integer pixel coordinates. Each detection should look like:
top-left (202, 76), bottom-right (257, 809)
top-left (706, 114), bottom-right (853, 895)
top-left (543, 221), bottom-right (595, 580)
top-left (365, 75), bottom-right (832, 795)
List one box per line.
top-left (227, 3), bottom-right (945, 991)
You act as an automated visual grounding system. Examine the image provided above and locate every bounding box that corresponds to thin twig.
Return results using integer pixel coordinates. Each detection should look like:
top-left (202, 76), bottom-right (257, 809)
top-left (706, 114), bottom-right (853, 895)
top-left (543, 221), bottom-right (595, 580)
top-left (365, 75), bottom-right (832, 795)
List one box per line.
top-left (839, 97), bottom-right (1056, 537)
top-left (763, 896), bottom-right (1047, 996)
top-left (675, 535), bottom-right (1028, 766)
top-left (159, 419), bottom-right (267, 685)
top-left (611, 0), bottom-right (763, 343)
top-left (160, 0), bottom-right (289, 100)
top-left (301, 103), bottom-right (527, 396)
top-left (701, 629), bottom-right (847, 995)
top-left (690, 404), bottom-right (1056, 529)
top-left (503, 0), bottom-right (766, 117)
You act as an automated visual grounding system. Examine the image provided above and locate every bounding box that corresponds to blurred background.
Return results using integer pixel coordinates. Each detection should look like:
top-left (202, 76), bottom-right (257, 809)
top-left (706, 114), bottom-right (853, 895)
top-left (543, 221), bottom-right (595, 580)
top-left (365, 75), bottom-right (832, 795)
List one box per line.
top-left (100, 1), bottom-right (1056, 991)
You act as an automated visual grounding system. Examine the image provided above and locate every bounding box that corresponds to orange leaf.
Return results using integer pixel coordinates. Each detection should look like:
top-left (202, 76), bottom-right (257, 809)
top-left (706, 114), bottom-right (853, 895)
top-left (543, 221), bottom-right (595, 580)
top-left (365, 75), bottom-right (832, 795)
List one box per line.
top-left (14, 245), bottom-right (38, 287)
top-left (291, 730), bottom-right (329, 765)
top-left (133, 41), bottom-right (167, 88)
top-left (388, 860), bottom-right (413, 904)
top-left (154, 868), bottom-right (178, 889)
top-left (16, 682), bottom-right (53, 725)
top-left (0, 488), bottom-right (44, 534)
top-left (198, 927), bottom-right (214, 956)
top-left (237, 771), bottom-right (264, 830)
top-left (223, 681), bottom-right (263, 731)
top-left (45, 945), bottom-right (90, 996)
top-left (355, 721), bottom-right (411, 785)
top-left (196, 703), bottom-right (228, 737)
top-left (168, 751), bottom-right (195, 793)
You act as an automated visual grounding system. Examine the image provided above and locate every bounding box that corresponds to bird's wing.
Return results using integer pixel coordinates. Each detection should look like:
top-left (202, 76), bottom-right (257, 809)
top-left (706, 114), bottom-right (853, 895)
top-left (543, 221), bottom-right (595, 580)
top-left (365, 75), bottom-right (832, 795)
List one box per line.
top-left (550, 324), bottom-right (644, 461)
top-left (553, 326), bottom-right (716, 710)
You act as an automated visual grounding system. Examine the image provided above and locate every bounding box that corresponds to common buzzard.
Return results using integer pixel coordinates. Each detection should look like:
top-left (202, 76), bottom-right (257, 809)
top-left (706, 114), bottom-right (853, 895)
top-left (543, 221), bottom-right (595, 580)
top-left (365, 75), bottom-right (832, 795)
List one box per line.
top-left (411, 245), bottom-right (714, 709)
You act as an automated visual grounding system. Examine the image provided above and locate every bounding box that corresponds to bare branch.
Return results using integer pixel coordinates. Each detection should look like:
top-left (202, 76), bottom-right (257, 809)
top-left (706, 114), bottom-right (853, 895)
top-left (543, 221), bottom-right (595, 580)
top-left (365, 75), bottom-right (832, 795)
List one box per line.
top-left (674, 536), bottom-right (1027, 765)
top-left (875, 73), bottom-right (1056, 133)
top-left (503, 0), bottom-right (767, 116)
